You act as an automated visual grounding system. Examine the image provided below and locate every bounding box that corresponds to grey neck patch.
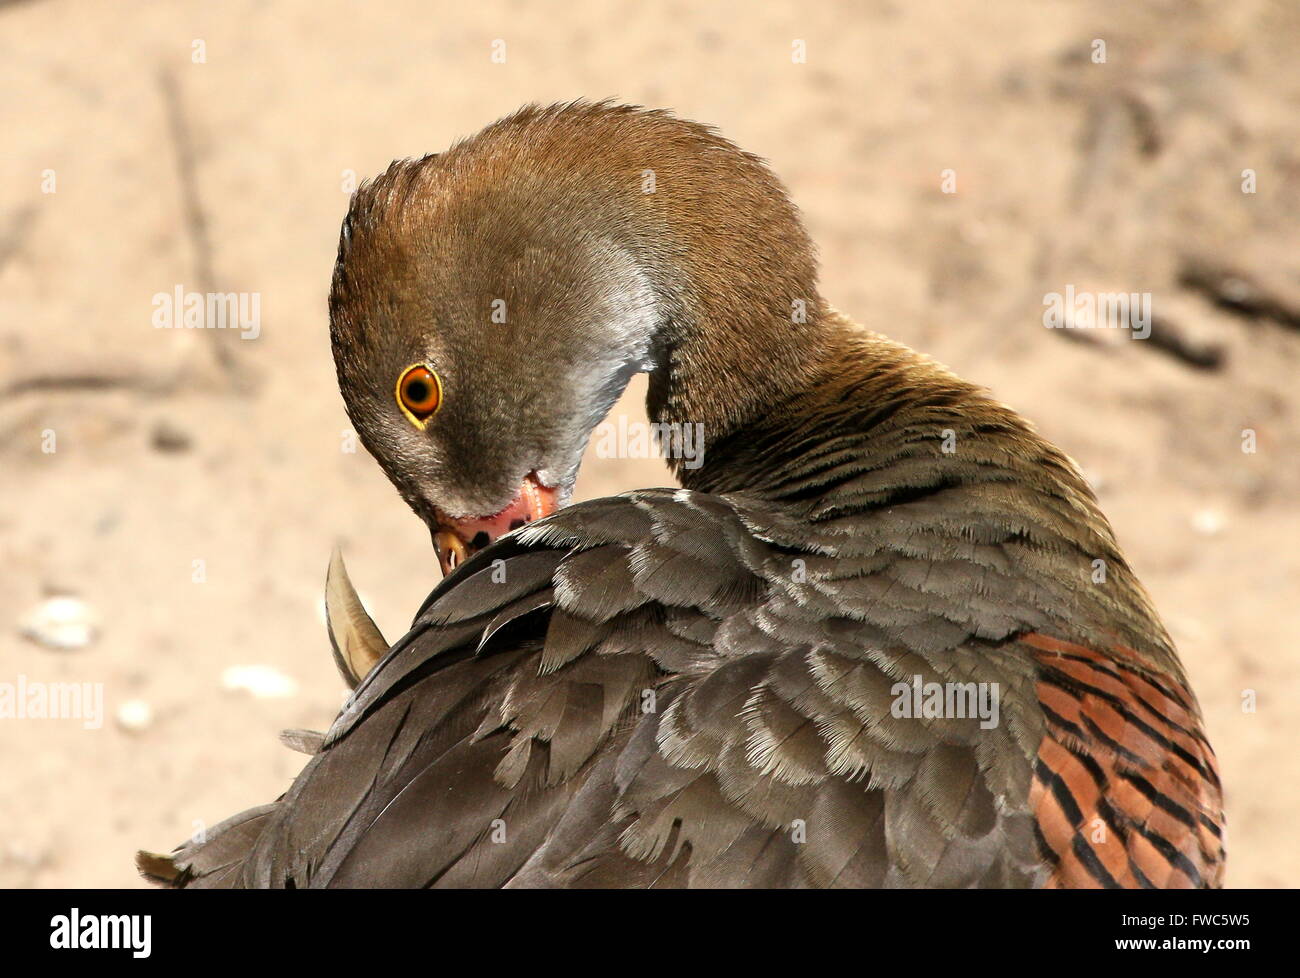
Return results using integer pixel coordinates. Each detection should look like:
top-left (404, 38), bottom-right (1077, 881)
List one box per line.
top-left (536, 244), bottom-right (662, 500)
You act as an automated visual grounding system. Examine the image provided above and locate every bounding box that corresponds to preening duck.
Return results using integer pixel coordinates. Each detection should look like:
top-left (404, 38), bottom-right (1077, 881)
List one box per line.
top-left (139, 102), bottom-right (1224, 888)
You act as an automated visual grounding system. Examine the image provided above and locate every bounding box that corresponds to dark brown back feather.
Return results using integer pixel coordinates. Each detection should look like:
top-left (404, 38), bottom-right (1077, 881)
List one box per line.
top-left (143, 319), bottom-right (1222, 889)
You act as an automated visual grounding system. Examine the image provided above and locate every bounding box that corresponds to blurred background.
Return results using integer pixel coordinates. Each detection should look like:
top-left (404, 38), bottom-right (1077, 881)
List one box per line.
top-left (1, 0), bottom-right (1296, 887)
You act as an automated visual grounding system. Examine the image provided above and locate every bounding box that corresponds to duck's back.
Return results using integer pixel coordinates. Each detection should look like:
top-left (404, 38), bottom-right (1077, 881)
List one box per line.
top-left (147, 331), bottom-right (1224, 888)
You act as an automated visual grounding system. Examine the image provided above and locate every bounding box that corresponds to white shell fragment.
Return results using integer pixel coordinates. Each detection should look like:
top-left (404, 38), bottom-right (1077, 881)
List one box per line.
top-left (221, 664), bottom-right (299, 699)
top-left (116, 699), bottom-right (154, 732)
top-left (19, 596), bottom-right (99, 650)
top-left (1191, 509), bottom-right (1225, 536)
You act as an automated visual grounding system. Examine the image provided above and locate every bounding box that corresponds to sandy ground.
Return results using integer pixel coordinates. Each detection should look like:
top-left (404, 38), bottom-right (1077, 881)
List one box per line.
top-left (1, 0), bottom-right (1297, 888)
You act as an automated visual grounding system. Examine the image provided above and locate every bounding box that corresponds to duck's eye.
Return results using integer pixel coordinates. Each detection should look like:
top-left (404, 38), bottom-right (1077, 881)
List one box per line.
top-left (396, 364), bottom-right (442, 426)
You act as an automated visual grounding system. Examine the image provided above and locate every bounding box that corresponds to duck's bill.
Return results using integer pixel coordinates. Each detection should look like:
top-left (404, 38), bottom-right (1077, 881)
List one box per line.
top-left (433, 472), bottom-right (560, 576)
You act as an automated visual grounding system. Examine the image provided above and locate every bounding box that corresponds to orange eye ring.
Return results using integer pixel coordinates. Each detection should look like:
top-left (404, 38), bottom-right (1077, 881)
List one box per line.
top-left (396, 364), bottom-right (442, 427)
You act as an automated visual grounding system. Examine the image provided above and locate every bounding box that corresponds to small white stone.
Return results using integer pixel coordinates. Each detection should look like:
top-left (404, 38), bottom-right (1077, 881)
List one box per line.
top-left (221, 664), bottom-right (299, 699)
top-left (116, 699), bottom-right (154, 732)
top-left (1191, 509), bottom-right (1225, 536)
top-left (19, 596), bottom-right (99, 650)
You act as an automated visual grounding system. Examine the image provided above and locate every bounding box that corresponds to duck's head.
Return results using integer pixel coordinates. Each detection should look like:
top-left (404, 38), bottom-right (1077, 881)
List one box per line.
top-left (328, 102), bottom-right (825, 574)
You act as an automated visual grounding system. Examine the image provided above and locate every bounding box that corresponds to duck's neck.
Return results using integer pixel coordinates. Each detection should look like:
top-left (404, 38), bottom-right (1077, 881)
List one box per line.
top-left (661, 311), bottom-right (1074, 506)
top-left (641, 291), bottom-right (837, 452)
top-left (621, 172), bottom-right (831, 450)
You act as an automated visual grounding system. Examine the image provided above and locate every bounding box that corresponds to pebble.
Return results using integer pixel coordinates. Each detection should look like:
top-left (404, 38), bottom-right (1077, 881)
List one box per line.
top-left (151, 419), bottom-right (192, 453)
top-left (116, 699), bottom-right (154, 732)
top-left (1191, 509), bottom-right (1225, 536)
top-left (19, 596), bottom-right (99, 650)
top-left (221, 664), bottom-right (299, 699)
